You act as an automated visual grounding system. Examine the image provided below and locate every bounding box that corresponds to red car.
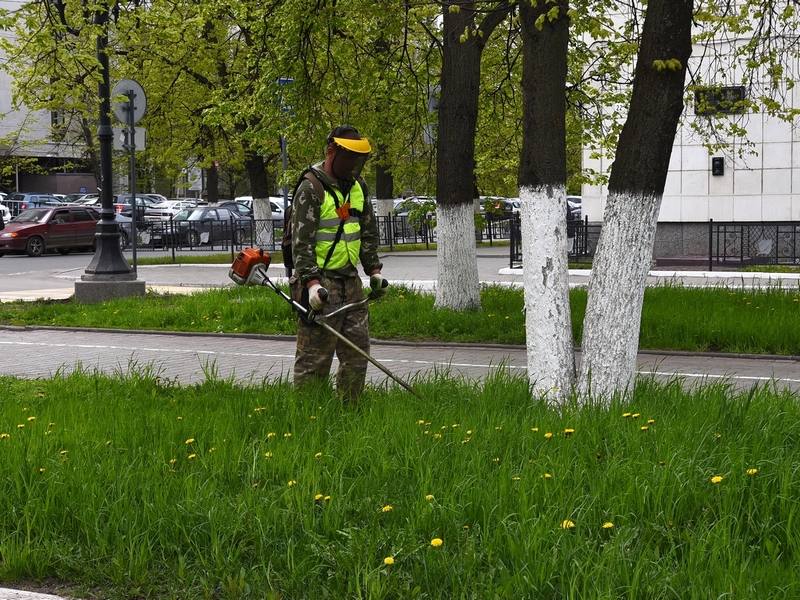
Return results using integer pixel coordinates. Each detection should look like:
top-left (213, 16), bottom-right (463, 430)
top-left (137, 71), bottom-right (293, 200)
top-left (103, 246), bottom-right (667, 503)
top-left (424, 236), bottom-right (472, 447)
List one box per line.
top-left (0, 206), bottom-right (99, 257)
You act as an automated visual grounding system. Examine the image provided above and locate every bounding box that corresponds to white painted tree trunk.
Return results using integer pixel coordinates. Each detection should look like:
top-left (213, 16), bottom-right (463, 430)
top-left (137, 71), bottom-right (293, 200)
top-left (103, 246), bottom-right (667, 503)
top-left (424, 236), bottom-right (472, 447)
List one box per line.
top-left (520, 184), bottom-right (575, 404)
top-left (253, 197), bottom-right (273, 248)
top-left (435, 202), bottom-right (481, 311)
top-left (578, 191), bottom-right (662, 401)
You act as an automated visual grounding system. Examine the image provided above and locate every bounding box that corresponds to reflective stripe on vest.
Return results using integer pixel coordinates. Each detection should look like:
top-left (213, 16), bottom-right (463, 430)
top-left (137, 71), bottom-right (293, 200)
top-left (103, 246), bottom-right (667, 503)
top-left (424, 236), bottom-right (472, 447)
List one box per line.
top-left (315, 183), bottom-right (365, 269)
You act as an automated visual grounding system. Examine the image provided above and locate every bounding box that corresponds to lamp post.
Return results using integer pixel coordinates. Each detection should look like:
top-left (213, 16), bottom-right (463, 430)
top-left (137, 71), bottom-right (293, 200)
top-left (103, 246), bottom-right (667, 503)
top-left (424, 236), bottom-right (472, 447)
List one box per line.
top-left (74, 4), bottom-right (145, 302)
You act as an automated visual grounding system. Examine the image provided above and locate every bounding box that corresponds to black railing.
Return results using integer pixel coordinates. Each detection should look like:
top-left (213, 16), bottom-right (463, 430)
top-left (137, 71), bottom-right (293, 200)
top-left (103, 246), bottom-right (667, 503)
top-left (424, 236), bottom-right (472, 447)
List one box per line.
top-left (375, 212), bottom-right (516, 250)
top-left (708, 220), bottom-right (800, 270)
top-left (510, 215), bottom-right (599, 268)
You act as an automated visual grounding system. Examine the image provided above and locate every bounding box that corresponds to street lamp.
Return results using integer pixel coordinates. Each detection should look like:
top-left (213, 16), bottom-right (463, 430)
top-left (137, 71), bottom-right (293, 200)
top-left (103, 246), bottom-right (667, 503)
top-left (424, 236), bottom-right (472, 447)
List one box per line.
top-left (74, 4), bottom-right (145, 302)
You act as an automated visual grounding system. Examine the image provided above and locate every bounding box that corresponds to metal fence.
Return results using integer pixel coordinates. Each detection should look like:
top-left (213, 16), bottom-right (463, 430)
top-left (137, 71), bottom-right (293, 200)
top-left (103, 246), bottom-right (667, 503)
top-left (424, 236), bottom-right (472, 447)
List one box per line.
top-left (509, 215), bottom-right (600, 268)
top-left (375, 212), bottom-right (516, 250)
top-left (708, 220), bottom-right (800, 270)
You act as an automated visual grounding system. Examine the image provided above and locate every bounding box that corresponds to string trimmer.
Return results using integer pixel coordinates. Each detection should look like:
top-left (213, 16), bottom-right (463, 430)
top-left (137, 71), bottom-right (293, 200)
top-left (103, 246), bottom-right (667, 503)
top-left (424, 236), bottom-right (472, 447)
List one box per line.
top-left (229, 248), bottom-right (420, 398)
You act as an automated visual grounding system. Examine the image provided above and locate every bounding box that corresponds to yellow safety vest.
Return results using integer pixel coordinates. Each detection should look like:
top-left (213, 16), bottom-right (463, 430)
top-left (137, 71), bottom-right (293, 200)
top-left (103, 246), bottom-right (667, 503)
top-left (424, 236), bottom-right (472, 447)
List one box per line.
top-left (315, 182), bottom-right (365, 270)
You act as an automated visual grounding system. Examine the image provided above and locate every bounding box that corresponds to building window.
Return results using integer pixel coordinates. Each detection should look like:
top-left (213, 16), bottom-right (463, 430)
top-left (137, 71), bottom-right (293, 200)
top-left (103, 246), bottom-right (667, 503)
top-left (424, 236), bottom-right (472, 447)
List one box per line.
top-left (694, 86), bottom-right (746, 115)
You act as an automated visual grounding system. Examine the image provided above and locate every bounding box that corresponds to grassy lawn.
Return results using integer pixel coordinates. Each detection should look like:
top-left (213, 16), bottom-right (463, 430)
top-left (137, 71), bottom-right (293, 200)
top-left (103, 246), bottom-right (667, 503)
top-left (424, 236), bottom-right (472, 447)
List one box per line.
top-left (1, 284), bottom-right (799, 355)
top-left (1, 371), bottom-right (799, 598)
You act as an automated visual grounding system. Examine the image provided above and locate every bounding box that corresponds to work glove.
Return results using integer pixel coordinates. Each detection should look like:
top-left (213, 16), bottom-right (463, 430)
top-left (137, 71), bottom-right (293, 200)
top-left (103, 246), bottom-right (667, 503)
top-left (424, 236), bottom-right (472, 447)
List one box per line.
top-left (369, 273), bottom-right (389, 299)
top-left (308, 283), bottom-right (328, 311)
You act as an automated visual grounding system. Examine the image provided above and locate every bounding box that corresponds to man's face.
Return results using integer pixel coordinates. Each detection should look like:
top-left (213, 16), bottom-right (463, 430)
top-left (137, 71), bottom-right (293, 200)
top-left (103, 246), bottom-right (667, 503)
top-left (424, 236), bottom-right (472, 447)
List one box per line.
top-left (330, 146), bottom-right (364, 182)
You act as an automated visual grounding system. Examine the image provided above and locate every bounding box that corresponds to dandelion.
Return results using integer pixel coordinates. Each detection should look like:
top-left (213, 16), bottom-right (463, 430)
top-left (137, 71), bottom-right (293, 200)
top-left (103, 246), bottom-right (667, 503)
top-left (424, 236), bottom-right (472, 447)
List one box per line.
top-left (169, 458), bottom-right (178, 465)
top-left (632, 413), bottom-right (640, 419)
top-left (423, 430), bottom-right (430, 435)
top-left (284, 433), bottom-right (292, 438)
top-left (49, 423), bottom-right (55, 427)
top-left (451, 423), bottom-right (459, 428)
top-left (0, 433), bottom-right (9, 439)
top-left (310, 415), bottom-right (316, 420)
top-left (603, 522), bottom-right (614, 529)
top-left (105, 440), bottom-right (111, 445)
top-left (39, 468), bottom-right (45, 474)
top-left (324, 496), bottom-right (331, 501)
top-left (647, 419), bottom-right (655, 424)
top-left (384, 556), bottom-right (395, 565)
top-left (314, 452), bottom-right (323, 458)
top-left (531, 427), bottom-right (538, 432)
top-left (188, 454), bottom-right (196, 460)
top-left (265, 452), bottom-right (273, 458)
top-left (252, 483), bottom-right (259, 488)
top-left (711, 475), bottom-right (723, 484)
top-left (563, 428), bottom-right (574, 436)
top-left (543, 473), bottom-right (552, 479)
top-left (622, 413), bottom-right (631, 418)
top-left (492, 457), bottom-right (500, 462)
top-left (433, 433), bottom-right (442, 439)
top-left (267, 432), bottom-right (276, 439)
top-left (185, 438), bottom-right (195, 444)
top-left (17, 424), bottom-right (24, 429)
top-left (461, 438), bottom-right (471, 444)
top-left (561, 520), bottom-right (575, 529)
top-left (544, 432), bottom-right (553, 439)
top-left (315, 494), bottom-right (323, 501)
top-left (641, 426), bottom-right (649, 431)
top-left (59, 450), bottom-right (68, 456)
top-left (27, 416), bottom-right (36, 421)
top-left (441, 425), bottom-right (448, 430)
top-left (747, 468), bottom-right (758, 475)
top-left (418, 419), bottom-right (425, 425)
top-left (463, 525), bottom-right (470, 530)
top-left (209, 447), bottom-right (216, 453)
top-left (466, 430), bottom-right (473, 435)
top-left (425, 495), bottom-right (435, 501)
top-left (382, 505), bottom-right (393, 513)
top-left (288, 480), bottom-right (296, 487)
top-left (512, 476), bottom-right (521, 481)
top-left (430, 538), bottom-right (443, 547)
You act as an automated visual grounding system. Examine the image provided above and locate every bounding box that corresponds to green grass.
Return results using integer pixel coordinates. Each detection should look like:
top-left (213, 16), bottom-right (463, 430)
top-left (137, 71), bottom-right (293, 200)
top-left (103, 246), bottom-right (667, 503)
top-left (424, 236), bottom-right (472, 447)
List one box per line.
top-left (2, 284), bottom-right (800, 355)
top-left (1, 371), bottom-right (799, 598)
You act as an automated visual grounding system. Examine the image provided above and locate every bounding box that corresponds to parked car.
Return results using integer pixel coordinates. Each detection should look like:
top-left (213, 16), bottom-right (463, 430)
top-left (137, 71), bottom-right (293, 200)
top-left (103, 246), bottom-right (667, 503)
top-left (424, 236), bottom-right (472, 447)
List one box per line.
top-left (113, 194), bottom-right (157, 220)
top-left (85, 208), bottom-right (133, 251)
top-left (0, 206), bottom-right (99, 256)
top-left (145, 198), bottom-right (198, 222)
top-left (3, 193), bottom-right (66, 217)
top-left (0, 202), bottom-right (10, 224)
top-left (172, 206), bottom-right (252, 246)
top-left (144, 193), bottom-right (168, 204)
top-left (219, 199), bottom-right (284, 226)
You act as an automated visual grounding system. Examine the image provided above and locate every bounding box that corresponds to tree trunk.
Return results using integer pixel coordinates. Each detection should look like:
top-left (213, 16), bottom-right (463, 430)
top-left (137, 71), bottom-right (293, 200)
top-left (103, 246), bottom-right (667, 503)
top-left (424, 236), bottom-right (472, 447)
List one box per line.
top-left (434, 0), bottom-right (512, 311)
top-left (246, 149), bottom-right (273, 247)
top-left (518, 0), bottom-right (574, 404)
top-left (578, 0), bottom-right (693, 401)
top-left (206, 162), bottom-right (219, 204)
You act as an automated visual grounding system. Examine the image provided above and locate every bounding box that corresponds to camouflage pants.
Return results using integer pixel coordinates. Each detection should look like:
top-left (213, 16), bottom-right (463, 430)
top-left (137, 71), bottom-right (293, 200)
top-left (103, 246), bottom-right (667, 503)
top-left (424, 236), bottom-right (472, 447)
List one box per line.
top-left (291, 275), bottom-right (370, 401)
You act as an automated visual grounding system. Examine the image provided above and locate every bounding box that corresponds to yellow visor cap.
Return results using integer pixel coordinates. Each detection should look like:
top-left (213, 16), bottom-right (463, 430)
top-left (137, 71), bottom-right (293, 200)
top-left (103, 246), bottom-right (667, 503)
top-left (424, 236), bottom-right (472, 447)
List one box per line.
top-left (333, 136), bottom-right (371, 154)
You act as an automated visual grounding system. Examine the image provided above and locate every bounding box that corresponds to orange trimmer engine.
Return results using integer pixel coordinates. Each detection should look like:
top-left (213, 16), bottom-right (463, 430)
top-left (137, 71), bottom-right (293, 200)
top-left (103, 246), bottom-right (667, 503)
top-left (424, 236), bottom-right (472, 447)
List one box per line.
top-left (229, 248), bottom-right (272, 285)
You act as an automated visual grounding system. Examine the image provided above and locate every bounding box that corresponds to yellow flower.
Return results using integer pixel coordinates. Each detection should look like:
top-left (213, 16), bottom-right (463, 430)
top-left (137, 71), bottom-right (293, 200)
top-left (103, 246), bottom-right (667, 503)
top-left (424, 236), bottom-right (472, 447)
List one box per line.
top-left (423, 431), bottom-right (430, 435)
top-left (310, 415), bottom-right (316, 420)
top-left (632, 413), bottom-right (640, 419)
top-left (284, 433), bottom-right (292, 438)
top-left (17, 424), bottom-right (24, 429)
top-left (711, 475), bottom-right (723, 484)
top-left (512, 476), bottom-right (521, 481)
top-left (314, 452), bottom-right (322, 458)
top-left (561, 520), bottom-right (575, 529)
top-left (288, 480), bottom-right (296, 487)
top-left (544, 432), bottom-right (553, 439)
top-left (425, 495), bottom-right (435, 501)
top-left (433, 433), bottom-right (442, 439)
top-left (543, 473), bottom-right (552, 479)
top-left (563, 428), bottom-right (574, 436)
top-left (383, 556), bottom-right (395, 565)
top-left (315, 494), bottom-right (323, 501)
top-left (463, 525), bottom-right (470, 530)
top-left (169, 458), bottom-right (178, 465)
top-left (324, 495), bottom-right (331, 501)
top-left (603, 522), bottom-right (614, 529)
top-left (188, 454), bottom-right (196, 459)
top-left (747, 468), bottom-right (758, 475)
top-left (466, 430), bottom-right (473, 435)
top-left (531, 427), bottom-right (539, 432)
top-left (177, 416), bottom-right (182, 421)
top-left (641, 426), bottom-right (649, 431)
top-left (382, 505), bottom-right (393, 513)
top-left (27, 416), bottom-right (36, 421)
top-left (267, 432), bottom-right (276, 438)
top-left (418, 419), bottom-right (425, 425)
top-left (430, 538), bottom-right (443, 547)
top-left (59, 450), bottom-right (68, 456)
top-left (622, 413), bottom-right (631, 418)
top-left (0, 433), bottom-right (9, 439)
top-left (647, 419), bottom-right (655, 424)
top-left (185, 438), bottom-right (195, 444)
top-left (39, 468), bottom-right (45, 474)
top-left (209, 447), bottom-right (216, 453)
top-left (264, 452), bottom-right (273, 458)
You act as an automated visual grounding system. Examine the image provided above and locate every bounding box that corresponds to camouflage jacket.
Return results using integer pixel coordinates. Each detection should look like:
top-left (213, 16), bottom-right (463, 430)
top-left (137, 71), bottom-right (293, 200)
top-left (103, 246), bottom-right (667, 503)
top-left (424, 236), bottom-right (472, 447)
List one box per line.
top-left (291, 162), bottom-right (383, 287)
